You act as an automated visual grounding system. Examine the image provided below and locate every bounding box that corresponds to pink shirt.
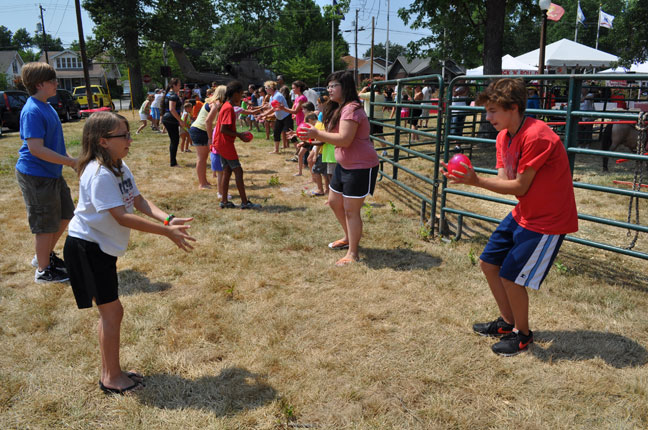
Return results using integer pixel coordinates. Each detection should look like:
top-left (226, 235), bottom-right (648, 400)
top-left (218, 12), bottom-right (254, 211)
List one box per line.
top-left (293, 94), bottom-right (308, 126)
top-left (332, 102), bottom-right (379, 169)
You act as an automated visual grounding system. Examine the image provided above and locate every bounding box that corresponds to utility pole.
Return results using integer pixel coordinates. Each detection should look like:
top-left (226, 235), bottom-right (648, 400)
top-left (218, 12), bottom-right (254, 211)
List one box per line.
top-left (39, 5), bottom-right (49, 63)
top-left (370, 16), bottom-right (375, 79)
top-left (385, 0), bottom-right (390, 80)
top-left (75, 0), bottom-right (93, 109)
top-left (354, 9), bottom-right (359, 84)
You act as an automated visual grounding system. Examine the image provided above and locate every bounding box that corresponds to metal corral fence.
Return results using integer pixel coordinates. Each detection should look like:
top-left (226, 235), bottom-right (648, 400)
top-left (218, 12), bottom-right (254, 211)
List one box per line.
top-left (369, 73), bottom-right (648, 260)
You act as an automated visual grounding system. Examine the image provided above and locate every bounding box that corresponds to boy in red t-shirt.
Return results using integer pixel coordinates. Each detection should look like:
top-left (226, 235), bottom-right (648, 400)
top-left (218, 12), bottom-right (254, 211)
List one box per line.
top-left (441, 78), bottom-right (578, 356)
top-left (215, 80), bottom-right (260, 209)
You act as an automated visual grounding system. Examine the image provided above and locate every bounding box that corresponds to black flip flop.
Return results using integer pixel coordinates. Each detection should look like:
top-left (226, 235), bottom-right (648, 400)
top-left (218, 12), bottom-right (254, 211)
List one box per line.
top-left (125, 371), bottom-right (144, 384)
top-left (99, 380), bottom-right (142, 395)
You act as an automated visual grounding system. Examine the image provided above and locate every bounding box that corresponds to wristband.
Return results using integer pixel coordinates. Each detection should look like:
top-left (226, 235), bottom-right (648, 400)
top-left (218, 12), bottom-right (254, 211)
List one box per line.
top-left (164, 214), bottom-right (175, 226)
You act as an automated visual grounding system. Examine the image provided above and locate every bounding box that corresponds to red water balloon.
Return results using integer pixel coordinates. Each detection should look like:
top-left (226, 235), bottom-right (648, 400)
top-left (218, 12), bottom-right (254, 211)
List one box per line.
top-left (241, 131), bottom-right (254, 142)
top-left (296, 122), bottom-right (312, 139)
top-left (447, 153), bottom-right (472, 176)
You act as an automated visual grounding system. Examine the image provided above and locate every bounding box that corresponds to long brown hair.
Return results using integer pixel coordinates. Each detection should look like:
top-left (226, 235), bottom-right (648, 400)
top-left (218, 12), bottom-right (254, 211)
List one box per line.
top-left (322, 71), bottom-right (361, 132)
top-left (77, 112), bottom-right (129, 177)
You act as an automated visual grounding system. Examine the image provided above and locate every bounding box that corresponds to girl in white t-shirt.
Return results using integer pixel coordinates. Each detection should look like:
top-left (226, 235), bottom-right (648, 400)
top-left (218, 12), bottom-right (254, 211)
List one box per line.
top-left (63, 112), bottom-right (195, 395)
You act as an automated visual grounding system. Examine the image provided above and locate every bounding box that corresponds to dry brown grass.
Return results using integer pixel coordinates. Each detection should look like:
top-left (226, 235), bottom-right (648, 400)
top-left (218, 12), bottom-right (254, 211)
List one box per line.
top-left (1, 113), bottom-right (647, 429)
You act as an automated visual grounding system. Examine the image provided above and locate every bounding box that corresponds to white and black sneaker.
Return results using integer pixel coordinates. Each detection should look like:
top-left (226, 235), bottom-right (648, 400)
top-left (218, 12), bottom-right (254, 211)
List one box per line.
top-left (35, 266), bottom-right (69, 284)
top-left (31, 252), bottom-right (67, 273)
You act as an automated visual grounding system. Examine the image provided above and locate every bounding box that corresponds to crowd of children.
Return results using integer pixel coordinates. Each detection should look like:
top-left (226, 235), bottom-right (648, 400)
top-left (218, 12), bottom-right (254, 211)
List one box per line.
top-left (14, 60), bottom-right (578, 398)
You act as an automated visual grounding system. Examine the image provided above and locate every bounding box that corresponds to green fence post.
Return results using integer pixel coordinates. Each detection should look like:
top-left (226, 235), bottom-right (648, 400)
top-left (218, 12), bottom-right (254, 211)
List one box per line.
top-left (393, 82), bottom-right (402, 180)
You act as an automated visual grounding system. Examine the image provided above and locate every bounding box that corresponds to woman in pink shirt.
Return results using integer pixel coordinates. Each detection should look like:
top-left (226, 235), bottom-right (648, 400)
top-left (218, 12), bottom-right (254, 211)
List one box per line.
top-left (302, 71), bottom-right (379, 266)
top-left (278, 80), bottom-right (309, 175)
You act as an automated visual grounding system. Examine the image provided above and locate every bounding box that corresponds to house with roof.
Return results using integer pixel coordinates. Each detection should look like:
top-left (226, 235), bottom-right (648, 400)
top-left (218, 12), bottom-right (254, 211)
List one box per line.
top-left (341, 55), bottom-right (391, 81)
top-left (387, 56), bottom-right (465, 80)
top-left (38, 50), bottom-right (121, 92)
top-left (0, 51), bottom-right (24, 89)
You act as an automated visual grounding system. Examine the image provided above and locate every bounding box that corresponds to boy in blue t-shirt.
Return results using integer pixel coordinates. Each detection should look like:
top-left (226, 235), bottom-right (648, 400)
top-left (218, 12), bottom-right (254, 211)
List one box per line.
top-left (15, 62), bottom-right (77, 283)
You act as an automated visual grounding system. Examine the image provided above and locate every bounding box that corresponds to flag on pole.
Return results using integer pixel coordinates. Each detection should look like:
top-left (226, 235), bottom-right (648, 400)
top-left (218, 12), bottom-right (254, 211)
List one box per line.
top-left (577, 2), bottom-right (586, 24)
top-left (599, 9), bottom-right (614, 29)
top-left (547, 3), bottom-right (565, 21)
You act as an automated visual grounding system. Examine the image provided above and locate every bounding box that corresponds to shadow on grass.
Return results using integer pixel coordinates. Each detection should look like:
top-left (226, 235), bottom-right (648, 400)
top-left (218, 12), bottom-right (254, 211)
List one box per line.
top-left (259, 205), bottom-right (306, 213)
top-left (558, 250), bottom-right (648, 293)
top-left (362, 247), bottom-right (442, 271)
top-left (137, 367), bottom-right (276, 415)
top-left (117, 269), bottom-right (172, 296)
top-left (247, 169), bottom-right (278, 174)
top-left (532, 330), bottom-right (648, 368)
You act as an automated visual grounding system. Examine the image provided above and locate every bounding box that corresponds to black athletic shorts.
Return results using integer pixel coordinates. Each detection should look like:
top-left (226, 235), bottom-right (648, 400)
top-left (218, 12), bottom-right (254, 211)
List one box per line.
top-left (64, 236), bottom-right (118, 309)
top-left (329, 164), bottom-right (379, 198)
top-left (273, 115), bottom-right (293, 142)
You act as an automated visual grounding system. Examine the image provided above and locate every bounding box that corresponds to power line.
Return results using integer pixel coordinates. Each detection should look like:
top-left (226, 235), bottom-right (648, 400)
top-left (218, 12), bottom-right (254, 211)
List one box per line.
top-left (53, 0), bottom-right (71, 37)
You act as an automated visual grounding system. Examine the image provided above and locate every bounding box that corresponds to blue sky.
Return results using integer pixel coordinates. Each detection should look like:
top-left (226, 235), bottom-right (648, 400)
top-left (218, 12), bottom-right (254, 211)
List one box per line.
top-left (3, 0), bottom-right (431, 58)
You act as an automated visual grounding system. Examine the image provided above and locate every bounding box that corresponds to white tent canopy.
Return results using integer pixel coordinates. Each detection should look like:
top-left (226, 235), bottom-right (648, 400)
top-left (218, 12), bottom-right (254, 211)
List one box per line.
top-left (514, 38), bottom-right (618, 68)
top-left (466, 54), bottom-right (537, 76)
top-left (599, 62), bottom-right (648, 74)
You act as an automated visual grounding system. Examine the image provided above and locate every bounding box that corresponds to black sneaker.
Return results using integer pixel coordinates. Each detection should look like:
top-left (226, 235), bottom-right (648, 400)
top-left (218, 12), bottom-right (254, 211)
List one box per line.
top-left (49, 251), bottom-right (67, 273)
top-left (240, 201), bottom-right (261, 210)
top-left (31, 252), bottom-right (68, 273)
top-left (492, 330), bottom-right (533, 356)
top-left (473, 316), bottom-right (514, 337)
top-left (220, 201), bottom-right (237, 209)
top-left (35, 266), bottom-right (69, 284)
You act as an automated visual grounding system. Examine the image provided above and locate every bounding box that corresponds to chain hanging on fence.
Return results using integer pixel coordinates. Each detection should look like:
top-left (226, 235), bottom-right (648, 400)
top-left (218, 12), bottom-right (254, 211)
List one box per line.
top-left (625, 111), bottom-right (648, 250)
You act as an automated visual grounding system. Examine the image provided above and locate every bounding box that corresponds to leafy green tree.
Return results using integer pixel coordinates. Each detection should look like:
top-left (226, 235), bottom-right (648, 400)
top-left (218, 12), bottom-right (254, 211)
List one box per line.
top-left (614, 0), bottom-right (648, 64)
top-left (19, 50), bottom-right (40, 62)
top-left (0, 26), bottom-right (12, 49)
top-left (11, 28), bottom-right (32, 51)
top-left (398, 0), bottom-right (537, 73)
top-left (363, 42), bottom-right (407, 60)
top-left (0, 73), bottom-right (8, 91)
top-left (32, 32), bottom-right (64, 51)
top-left (279, 56), bottom-right (321, 83)
top-left (83, 0), bottom-right (149, 106)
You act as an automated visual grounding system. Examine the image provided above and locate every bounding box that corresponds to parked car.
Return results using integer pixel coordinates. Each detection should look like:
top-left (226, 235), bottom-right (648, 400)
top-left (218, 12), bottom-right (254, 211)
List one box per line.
top-left (0, 90), bottom-right (29, 131)
top-left (48, 89), bottom-right (81, 122)
top-left (310, 87), bottom-right (329, 98)
top-left (72, 85), bottom-right (114, 110)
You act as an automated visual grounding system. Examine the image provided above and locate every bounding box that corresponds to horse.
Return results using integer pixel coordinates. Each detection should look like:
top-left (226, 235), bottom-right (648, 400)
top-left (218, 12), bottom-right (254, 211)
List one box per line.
top-left (599, 123), bottom-right (639, 171)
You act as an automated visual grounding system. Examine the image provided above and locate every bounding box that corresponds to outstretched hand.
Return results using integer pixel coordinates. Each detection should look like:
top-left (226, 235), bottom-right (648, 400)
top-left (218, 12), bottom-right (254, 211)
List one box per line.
top-left (167, 217), bottom-right (196, 252)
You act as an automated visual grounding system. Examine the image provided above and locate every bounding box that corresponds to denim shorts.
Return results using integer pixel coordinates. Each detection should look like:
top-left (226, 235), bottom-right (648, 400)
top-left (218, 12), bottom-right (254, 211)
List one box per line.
top-left (16, 170), bottom-right (75, 234)
top-left (210, 152), bottom-right (223, 172)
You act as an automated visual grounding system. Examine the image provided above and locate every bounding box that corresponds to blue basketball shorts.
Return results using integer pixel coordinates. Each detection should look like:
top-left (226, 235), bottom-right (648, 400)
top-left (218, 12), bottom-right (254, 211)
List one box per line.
top-left (480, 213), bottom-right (565, 290)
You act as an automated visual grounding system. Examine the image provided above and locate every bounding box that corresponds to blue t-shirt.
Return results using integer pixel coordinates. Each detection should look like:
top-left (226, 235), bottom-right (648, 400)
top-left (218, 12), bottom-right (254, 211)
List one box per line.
top-left (272, 92), bottom-right (290, 120)
top-left (16, 96), bottom-right (66, 178)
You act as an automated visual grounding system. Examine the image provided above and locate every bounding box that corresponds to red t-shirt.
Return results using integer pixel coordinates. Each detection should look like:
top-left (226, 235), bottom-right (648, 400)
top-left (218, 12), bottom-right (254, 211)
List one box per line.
top-left (495, 117), bottom-right (578, 235)
top-left (215, 101), bottom-right (238, 160)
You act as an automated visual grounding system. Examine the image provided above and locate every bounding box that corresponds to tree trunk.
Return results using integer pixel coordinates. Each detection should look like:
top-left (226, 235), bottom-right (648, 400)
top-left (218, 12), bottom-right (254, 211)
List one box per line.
top-left (483, 0), bottom-right (505, 75)
top-left (480, 0), bottom-right (506, 139)
top-left (124, 26), bottom-right (144, 109)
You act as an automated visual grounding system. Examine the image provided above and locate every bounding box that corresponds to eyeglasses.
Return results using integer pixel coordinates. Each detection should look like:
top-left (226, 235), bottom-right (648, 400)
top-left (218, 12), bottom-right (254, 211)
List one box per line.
top-left (106, 132), bottom-right (131, 140)
top-left (327, 83), bottom-right (341, 90)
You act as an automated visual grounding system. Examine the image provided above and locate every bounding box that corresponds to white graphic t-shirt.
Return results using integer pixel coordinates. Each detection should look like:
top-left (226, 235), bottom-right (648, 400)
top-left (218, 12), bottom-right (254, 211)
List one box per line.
top-left (69, 160), bottom-right (140, 257)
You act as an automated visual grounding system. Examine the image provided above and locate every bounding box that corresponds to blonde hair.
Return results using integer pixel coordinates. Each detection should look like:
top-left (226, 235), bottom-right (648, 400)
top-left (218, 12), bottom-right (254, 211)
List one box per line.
top-left (264, 80), bottom-right (277, 90)
top-left (78, 112), bottom-right (129, 177)
top-left (21, 62), bottom-right (57, 95)
top-left (206, 85), bottom-right (226, 104)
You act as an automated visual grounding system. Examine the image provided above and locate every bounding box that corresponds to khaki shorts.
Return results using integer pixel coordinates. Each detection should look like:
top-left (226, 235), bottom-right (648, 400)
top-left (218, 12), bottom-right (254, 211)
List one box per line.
top-left (16, 170), bottom-right (75, 234)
